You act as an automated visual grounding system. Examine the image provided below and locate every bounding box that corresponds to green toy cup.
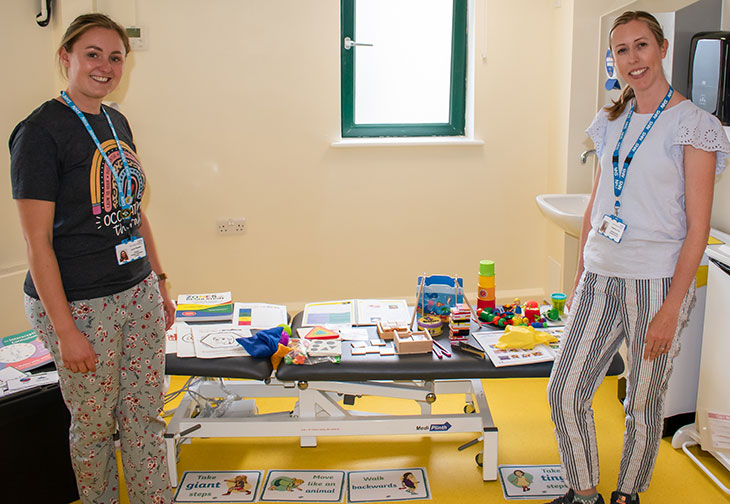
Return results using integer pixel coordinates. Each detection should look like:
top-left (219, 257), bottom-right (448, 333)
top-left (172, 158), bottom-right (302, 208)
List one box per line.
top-left (551, 293), bottom-right (567, 313)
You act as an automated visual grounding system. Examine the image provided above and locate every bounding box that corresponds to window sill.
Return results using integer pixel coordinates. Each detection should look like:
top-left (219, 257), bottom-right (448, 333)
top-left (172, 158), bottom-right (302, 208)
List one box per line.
top-left (331, 136), bottom-right (484, 148)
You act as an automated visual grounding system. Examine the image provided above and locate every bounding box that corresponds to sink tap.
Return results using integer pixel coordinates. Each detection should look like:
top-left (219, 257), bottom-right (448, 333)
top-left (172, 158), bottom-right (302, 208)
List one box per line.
top-left (580, 149), bottom-right (596, 164)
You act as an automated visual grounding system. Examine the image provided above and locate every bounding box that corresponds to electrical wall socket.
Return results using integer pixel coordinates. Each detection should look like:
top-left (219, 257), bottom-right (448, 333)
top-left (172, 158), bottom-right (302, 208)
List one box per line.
top-left (216, 217), bottom-right (246, 235)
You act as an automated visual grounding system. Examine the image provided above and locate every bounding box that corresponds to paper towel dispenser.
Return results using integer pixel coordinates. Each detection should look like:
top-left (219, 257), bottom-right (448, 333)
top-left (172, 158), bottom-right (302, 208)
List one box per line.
top-left (689, 31), bottom-right (730, 125)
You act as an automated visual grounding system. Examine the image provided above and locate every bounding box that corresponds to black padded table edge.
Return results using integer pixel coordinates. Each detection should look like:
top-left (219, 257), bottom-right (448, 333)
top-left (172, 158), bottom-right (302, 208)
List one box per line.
top-left (165, 354), bottom-right (273, 380)
top-left (274, 312), bottom-right (624, 382)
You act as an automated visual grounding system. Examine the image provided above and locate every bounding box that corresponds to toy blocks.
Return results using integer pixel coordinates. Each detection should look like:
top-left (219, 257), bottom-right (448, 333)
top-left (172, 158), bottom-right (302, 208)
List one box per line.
top-left (449, 303), bottom-right (471, 345)
top-left (377, 320), bottom-right (410, 341)
top-left (394, 329), bottom-right (433, 355)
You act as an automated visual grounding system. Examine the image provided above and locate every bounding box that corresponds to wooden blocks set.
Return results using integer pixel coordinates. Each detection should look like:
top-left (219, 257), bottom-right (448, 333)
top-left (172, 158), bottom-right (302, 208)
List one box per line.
top-left (377, 320), bottom-right (410, 341)
top-left (394, 329), bottom-right (433, 355)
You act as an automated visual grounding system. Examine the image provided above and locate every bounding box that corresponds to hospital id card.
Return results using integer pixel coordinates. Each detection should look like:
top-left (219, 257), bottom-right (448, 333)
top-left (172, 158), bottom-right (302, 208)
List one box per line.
top-left (116, 237), bottom-right (147, 265)
top-left (598, 214), bottom-right (626, 243)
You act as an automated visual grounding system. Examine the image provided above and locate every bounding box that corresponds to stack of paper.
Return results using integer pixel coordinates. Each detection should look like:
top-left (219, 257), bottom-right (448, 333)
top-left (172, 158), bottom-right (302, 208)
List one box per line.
top-left (172, 322), bottom-right (252, 359)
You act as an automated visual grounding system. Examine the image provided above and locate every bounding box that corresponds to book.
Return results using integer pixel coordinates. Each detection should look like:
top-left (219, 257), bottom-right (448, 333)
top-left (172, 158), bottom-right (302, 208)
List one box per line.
top-left (0, 329), bottom-right (52, 372)
top-left (474, 331), bottom-right (560, 367)
top-left (302, 299), bottom-right (410, 327)
top-left (176, 292), bottom-right (233, 322)
top-left (232, 302), bottom-right (288, 329)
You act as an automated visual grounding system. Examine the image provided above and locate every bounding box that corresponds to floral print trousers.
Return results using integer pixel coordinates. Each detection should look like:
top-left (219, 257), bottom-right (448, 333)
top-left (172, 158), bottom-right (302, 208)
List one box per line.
top-left (25, 273), bottom-right (173, 504)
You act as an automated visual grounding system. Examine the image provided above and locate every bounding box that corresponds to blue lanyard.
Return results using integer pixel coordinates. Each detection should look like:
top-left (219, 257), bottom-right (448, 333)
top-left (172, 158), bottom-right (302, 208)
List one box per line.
top-left (611, 86), bottom-right (673, 216)
top-left (60, 91), bottom-right (133, 214)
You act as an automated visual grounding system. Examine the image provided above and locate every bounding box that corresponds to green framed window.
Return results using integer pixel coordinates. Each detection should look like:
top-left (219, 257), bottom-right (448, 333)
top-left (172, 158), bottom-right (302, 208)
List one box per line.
top-left (341, 0), bottom-right (468, 138)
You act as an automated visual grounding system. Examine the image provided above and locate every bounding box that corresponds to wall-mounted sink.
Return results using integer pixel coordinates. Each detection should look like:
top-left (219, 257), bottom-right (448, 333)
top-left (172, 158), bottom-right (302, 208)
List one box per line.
top-left (536, 193), bottom-right (590, 238)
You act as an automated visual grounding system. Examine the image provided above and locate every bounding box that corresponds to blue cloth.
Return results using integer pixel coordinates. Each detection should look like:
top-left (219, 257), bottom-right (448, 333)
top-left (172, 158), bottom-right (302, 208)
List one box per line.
top-left (236, 327), bottom-right (284, 357)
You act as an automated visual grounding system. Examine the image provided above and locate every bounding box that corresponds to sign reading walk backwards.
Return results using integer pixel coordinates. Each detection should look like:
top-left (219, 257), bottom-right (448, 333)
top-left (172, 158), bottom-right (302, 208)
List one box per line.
top-left (348, 468), bottom-right (431, 502)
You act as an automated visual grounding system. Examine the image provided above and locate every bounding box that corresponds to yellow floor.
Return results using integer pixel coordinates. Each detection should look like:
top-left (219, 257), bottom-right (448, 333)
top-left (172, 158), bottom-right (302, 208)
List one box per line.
top-left (71, 375), bottom-right (730, 503)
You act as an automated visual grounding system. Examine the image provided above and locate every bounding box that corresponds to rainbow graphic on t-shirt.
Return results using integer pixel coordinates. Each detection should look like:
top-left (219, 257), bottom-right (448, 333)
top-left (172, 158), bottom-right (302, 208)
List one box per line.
top-left (89, 138), bottom-right (144, 216)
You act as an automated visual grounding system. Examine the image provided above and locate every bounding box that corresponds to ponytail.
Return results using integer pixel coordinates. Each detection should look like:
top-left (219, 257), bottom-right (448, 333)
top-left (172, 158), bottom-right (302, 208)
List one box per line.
top-left (605, 85), bottom-right (635, 121)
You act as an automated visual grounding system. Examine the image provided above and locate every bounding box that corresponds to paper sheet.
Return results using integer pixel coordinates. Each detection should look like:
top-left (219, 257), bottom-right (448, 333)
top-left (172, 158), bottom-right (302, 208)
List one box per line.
top-left (192, 324), bottom-right (251, 359)
top-left (233, 302), bottom-right (288, 329)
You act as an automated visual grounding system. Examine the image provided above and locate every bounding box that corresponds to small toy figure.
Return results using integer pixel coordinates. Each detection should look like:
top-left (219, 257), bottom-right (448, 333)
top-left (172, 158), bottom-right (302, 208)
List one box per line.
top-left (223, 475), bottom-right (252, 495)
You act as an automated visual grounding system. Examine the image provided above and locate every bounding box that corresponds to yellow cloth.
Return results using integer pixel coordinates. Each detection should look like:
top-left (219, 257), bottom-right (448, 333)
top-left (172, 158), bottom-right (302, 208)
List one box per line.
top-left (494, 325), bottom-right (558, 350)
top-left (270, 343), bottom-right (292, 369)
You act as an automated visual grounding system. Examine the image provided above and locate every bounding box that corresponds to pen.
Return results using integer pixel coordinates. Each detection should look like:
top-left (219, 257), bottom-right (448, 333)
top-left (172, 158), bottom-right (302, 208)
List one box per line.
top-left (432, 339), bottom-right (452, 357)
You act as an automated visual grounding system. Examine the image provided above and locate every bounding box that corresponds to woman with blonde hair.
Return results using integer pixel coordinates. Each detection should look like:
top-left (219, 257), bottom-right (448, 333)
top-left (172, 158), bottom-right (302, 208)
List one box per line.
top-left (10, 13), bottom-right (173, 503)
top-left (546, 11), bottom-right (729, 504)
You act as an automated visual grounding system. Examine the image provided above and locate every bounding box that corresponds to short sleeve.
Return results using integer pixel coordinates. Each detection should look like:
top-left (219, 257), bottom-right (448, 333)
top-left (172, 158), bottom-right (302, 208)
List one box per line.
top-left (673, 106), bottom-right (730, 175)
top-left (9, 120), bottom-right (60, 201)
top-left (585, 109), bottom-right (609, 158)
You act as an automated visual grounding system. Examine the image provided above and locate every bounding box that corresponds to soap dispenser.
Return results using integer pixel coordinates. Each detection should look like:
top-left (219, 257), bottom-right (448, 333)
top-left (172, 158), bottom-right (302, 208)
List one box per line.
top-left (689, 31), bottom-right (730, 125)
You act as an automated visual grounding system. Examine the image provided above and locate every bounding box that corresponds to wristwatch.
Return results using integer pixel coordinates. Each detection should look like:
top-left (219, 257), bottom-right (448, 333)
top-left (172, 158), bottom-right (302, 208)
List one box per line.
top-left (156, 272), bottom-right (168, 281)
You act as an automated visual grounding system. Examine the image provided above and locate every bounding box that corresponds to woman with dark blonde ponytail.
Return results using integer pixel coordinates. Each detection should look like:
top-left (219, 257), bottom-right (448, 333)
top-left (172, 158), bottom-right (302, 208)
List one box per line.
top-left (10, 13), bottom-right (173, 504)
top-left (546, 10), bottom-right (730, 504)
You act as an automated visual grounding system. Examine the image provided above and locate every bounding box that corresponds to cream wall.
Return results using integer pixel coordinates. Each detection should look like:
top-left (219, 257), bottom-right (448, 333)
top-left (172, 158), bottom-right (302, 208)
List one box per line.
top-left (0, 2), bottom-right (58, 333)
top-left (0, 0), bottom-right (562, 336)
top-left (2, 0), bottom-right (727, 336)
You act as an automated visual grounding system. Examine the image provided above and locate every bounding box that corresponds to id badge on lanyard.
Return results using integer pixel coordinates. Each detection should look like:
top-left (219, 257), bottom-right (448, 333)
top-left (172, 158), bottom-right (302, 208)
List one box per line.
top-left (602, 86), bottom-right (673, 244)
top-left (597, 214), bottom-right (626, 243)
top-left (116, 237), bottom-right (147, 265)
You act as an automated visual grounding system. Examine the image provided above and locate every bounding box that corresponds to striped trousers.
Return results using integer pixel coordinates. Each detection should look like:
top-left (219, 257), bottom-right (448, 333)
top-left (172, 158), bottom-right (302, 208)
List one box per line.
top-left (547, 272), bottom-right (695, 494)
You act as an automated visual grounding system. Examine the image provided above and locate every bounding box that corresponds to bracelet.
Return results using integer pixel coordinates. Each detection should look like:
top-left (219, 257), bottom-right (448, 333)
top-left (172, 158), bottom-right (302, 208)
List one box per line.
top-left (156, 272), bottom-right (168, 281)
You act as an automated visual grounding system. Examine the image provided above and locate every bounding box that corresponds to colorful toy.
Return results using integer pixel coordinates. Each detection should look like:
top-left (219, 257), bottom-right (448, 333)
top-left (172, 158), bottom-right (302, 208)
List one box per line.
top-left (545, 307), bottom-right (561, 321)
top-left (551, 292), bottom-right (567, 313)
top-left (523, 300), bottom-right (541, 323)
top-left (449, 303), bottom-right (471, 345)
top-left (415, 273), bottom-right (464, 320)
top-left (303, 326), bottom-right (339, 340)
top-left (418, 315), bottom-right (443, 337)
top-left (476, 300), bottom-right (548, 329)
top-left (477, 260), bottom-right (496, 311)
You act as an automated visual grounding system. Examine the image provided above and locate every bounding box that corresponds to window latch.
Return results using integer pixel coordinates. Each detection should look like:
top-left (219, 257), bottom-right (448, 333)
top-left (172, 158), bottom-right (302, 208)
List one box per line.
top-left (344, 37), bottom-right (373, 50)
